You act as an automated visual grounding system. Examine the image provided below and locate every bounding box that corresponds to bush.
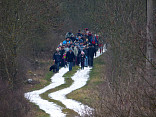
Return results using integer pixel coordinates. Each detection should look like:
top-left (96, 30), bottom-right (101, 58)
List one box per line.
top-left (0, 80), bottom-right (30, 117)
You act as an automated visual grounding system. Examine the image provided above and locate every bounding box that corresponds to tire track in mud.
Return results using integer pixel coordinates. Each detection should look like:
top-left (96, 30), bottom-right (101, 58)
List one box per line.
top-left (49, 67), bottom-right (93, 116)
top-left (25, 67), bottom-right (69, 117)
top-left (48, 49), bottom-right (105, 116)
top-left (40, 66), bottom-right (80, 116)
top-left (25, 48), bottom-right (106, 117)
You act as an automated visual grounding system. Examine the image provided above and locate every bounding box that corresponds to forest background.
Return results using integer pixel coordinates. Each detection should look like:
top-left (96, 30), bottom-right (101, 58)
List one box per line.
top-left (0, 0), bottom-right (156, 117)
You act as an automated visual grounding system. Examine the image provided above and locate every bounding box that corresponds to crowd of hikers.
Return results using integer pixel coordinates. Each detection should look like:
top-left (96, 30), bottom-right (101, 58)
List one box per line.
top-left (50, 28), bottom-right (104, 73)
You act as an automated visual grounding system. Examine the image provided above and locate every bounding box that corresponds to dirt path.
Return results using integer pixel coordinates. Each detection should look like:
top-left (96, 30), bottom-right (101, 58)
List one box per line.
top-left (49, 67), bottom-right (93, 116)
top-left (25, 68), bottom-right (68, 117)
top-left (25, 48), bottom-right (106, 117)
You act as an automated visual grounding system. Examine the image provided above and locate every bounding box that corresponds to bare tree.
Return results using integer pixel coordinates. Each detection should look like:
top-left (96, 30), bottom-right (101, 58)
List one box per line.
top-left (146, 0), bottom-right (154, 70)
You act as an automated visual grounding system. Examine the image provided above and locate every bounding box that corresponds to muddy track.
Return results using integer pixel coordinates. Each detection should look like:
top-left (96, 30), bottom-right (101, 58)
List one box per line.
top-left (25, 48), bottom-right (106, 117)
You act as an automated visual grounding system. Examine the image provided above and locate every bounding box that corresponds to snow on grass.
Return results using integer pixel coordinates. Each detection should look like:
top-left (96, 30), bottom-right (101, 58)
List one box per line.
top-left (25, 67), bottom-right (69, 117)
top-left (49, 67), bottom-right (93, 116)
top-left (48, 48), bottom-right (106, 116)
top-left (25, 47), bottom-right (106, 117)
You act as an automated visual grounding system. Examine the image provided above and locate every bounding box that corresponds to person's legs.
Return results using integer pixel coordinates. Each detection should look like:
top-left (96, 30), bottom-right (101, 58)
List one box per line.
top-left (77, 56), bottom-right (79, 66)
top-left (69, 62), bottom-right (73, 71)
top-left (74, 56), bottom-right (77, 66)
top-left (84, 58), bottom-right (86, 67)
top-left (61, 59), bottom-right (65, 67)
top-left (91, 57), bottom-right (93, 67)
top-left (85, 56), bottom-right (88, 67)
top-left (94, 49), bottom-right (96, 57)
top-left (53, 66), bottom-right (56, 73)
top-left (75, 56), bottom-right (77, 65)
top-left (65, 61), bottom-right (67, 67)
top-left (73, 59), bottom-right (75, 66)
top-left (56, 62), bottom-right (60, 72)
top-left (87, 57), bottom-right (88, 66)
top-left (81, 62), bottom-right (84, 69)
top-left (93, 45), bottom-right (96, 57)
top-left (100, 47), bottom-right (102, 54)
top-left (88, 56), bottom-right (91, 67)
top-left (81, 62), bottom-right (83, 69)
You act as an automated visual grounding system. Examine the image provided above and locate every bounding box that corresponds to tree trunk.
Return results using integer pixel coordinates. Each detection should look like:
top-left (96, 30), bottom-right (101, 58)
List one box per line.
top-left (146, 0), bottom-right (153, 70)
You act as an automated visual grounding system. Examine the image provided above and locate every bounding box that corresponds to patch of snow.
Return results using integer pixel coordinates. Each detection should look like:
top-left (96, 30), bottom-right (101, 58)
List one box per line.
top-left (25, 47), bottom-right (106, 117)
top-left (49, 67), bottom-right (93, 116)
top-left (25, 67), bottom-right (69, 117)
top-left (48, 48), bottom-right (106, 116)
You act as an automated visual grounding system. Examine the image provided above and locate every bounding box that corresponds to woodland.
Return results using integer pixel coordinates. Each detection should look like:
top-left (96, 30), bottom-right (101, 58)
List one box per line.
top-left (0, 0), bottom-right (156, 117)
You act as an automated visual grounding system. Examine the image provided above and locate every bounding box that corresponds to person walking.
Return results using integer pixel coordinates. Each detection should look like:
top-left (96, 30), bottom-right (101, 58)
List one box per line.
top-left (84, 46), bottom-right (89, 67)
top-left (60, 46), bottom-right (65, 67)
top-left (66, 48), bottom-right (75, 71)
top-left (80, 51), bottom-right (86, 69)
top-left (76, 47), bottom-right (81, 66)
top-left (62, 51), bottom-right (67, 67)
top-left (88, 44), bottom-right (95, 67)
top-left (53, 48), bottom-right (61, 72)
top-left (74, 46), bottom-right (78, 66)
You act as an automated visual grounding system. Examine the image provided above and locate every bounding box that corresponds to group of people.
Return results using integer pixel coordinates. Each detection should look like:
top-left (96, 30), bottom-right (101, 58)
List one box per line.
top-left (52, 28), bottom-right (104, 73)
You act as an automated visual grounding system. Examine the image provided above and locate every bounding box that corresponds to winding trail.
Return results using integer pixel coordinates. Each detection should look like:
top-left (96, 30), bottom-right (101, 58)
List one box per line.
top-left (49, 67), bottom-right (93, 116)
top-left (25, 68), bottom-right (68, 117)
top-left (25, 47), bottom-right (106, 117)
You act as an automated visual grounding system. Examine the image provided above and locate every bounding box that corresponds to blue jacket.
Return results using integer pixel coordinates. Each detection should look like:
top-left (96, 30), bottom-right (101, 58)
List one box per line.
top-left (63, 40), bottom-right (71, 45)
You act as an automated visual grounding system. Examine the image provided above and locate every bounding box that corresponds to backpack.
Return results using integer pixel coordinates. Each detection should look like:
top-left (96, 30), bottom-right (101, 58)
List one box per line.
top-left (95, 35), bottom-right (98, 41)
top-left (92, 38), bottom-right (96, 44)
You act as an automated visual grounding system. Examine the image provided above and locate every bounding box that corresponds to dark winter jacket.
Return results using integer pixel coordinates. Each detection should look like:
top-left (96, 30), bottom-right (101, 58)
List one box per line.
top-left (53, 52), bottom-right (61, 63)
top-left (80, 54), bottom-right (86, 63)
top-left (60, 49), bottom-right (65, 58)
top-left (88, 35), bottom-right (93, 43)
top-left (77, 32), bottom-right (83, 37)
top-left (70, 37), bottom-right (76, 42)
top-left (77, 48), bottom-right (81, 57)
top-left (79, 44), bottom-right (85, 51)
top-left (84, 48), bottom-right (89, 57)
top-left (78, 39), bottom-right (83, 43)
top-left (66, 51), bottom-right (75, 62)
top-left (88, 46), bottom-right (95, 58)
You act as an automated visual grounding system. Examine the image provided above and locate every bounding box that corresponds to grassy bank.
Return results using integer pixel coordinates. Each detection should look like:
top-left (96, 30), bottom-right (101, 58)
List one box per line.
top-left (26, 64), bottom-right (80, 117)
top-left (40, 66), bottom-right (80, 116)
top-left (25, 60), bottom-right (54, 117)
top-left (26, 53), bottom-right (106, 117)
top-left (67, 54), bottom-right (106, 107)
